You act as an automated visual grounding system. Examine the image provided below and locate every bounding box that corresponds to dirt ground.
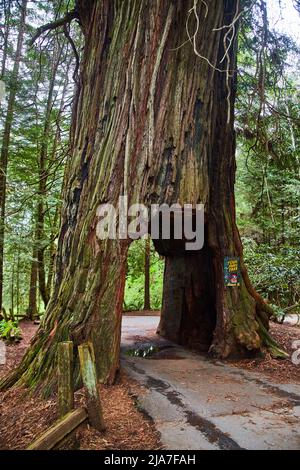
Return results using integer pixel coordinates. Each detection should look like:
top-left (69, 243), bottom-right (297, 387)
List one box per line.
top-left (0, 321), bottom-right (161, 450)
top-left (0, 321), bottom-right (37, 381)
top-left (229, 322), bottom-right (300, 383)
top-left (123, 310), bottom-right (160, 317)
top-left (0, 375), bottom-right (161, 450)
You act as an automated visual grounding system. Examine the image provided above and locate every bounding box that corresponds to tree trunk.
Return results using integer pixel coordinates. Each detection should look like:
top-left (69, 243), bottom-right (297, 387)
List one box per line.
top-left (16, 247), bottom-right (20, 316)
top-left (0, 0), bottom-right (285, 395)
top-left (46, 203), bottom-right (59, 298)
top-left (35, 41), bottom-right (64, 308)
top-left (27, 245), bottom-right (38, 320)
top-left (143, 238), bottom-right (151, 311)
top-left (10, 258), bottom-right (14, 320)
top-left (45, 60), bottom-right (71, 299)
top-left (0, 0), bottom-right (11, 79)
top-left (0, 0), bottom-right (27, 312)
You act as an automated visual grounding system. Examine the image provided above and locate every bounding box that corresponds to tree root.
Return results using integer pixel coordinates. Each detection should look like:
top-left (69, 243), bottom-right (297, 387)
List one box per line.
top-left (257, 317), bottom-right (289, 359)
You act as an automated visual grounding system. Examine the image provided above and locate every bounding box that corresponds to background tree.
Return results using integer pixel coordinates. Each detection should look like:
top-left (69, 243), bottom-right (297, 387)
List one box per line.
top-left (143, 237), bottom-right (151, 311)
top-left (0, 0), bottom-right (28, 313)
top-left (124, 239), bottom-right (163, 312)
top-left (0, 0), bottom-right (78, 320)
top-left (235, 0), bottom-right (300, 319)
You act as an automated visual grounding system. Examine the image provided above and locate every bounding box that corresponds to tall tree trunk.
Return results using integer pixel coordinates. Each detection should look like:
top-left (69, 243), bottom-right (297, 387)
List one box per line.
top-left (27, 248), bottom-right (38, 320)
top-left (46, 202), bottom-right (59, 298)
top-left (143, 237), bottom-right (151, 311)
top-left (10, 258), bottom-right (14, 320)
top-left (0, 0), bottom-right (11, 79)
top-left (35, 42), bottom-right (63, 308)
top-left (45, 59), bottom-right (71, 298)
top-left (0, 0), bottom-right (284, 395)
top-left (30, 52), bottom-right (69, 314)
top-left (0, 0), bottom-right (27, 311)
top-left (16, 247), bottom-right (20, 316)
top-left (281, 199), bottom-right (285, 245)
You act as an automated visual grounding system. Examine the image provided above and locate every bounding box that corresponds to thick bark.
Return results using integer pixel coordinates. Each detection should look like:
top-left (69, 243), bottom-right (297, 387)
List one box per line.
top-left (0, 0), bottom-right (27, 311)
top-left (0, 0), bottom-right (285, 395)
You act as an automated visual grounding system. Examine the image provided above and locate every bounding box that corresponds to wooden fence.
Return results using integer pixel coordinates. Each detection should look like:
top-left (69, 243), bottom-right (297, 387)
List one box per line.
top-left (27, 341), bottom-right (105, 450)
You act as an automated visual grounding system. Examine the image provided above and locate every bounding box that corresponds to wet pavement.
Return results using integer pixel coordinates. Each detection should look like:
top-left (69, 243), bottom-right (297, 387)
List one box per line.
top-left (121, 315), bottom-right (300, 450)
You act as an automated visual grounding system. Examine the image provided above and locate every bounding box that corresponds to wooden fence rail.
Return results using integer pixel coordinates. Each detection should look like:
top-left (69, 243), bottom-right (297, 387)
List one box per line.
top-left (27, 408), bottom-right (87, 450)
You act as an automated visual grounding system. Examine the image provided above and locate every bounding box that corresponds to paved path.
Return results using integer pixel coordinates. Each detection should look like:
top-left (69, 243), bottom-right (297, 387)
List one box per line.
top-left (285, 314), bottom-right (300, 326)
top-left (121, 316), bottom-right (300, 450)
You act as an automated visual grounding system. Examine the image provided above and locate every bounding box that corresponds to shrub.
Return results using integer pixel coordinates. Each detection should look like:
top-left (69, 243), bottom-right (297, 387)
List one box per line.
top-left (243, 238), bottom-right (300, 318)
top-left (0, 320), bottom-right (22, 342)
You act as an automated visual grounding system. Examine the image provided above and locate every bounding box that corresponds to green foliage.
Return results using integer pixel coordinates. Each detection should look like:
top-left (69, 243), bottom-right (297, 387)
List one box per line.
top-left (126, 345), bottom-right (158, 358)
top-left (0, 320), bottom-right (22, 342)
top-left (235, 6), bottom-right (300, 316)
top-left (124, 240), bottom-right (164, 311)
top-left (0, 0), bottom-right (80, 315)
top-left (243, 238), bottom-right (300, 315)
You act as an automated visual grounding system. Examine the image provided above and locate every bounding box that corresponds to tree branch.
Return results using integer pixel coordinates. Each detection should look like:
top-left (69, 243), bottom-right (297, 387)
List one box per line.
top-left (29, 9), bottom-right (78, 46)
top-left (63, 24), bottom-right (80, 84)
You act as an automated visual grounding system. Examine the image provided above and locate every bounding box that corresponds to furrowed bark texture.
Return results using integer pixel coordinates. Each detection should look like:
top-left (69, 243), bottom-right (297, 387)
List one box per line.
top-left (0, 0), bottom-right (279, 395)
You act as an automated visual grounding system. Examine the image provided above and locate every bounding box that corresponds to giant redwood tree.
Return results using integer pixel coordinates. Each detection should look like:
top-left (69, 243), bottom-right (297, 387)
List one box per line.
top-left (0, 0), bottom-right (286, 395)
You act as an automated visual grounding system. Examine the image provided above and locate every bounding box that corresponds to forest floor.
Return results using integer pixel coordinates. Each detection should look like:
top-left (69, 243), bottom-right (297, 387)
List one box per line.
top-left (0, 321), bottom-right (161, 450)
top-left (123, 310), bottom-right (160, 316)
top-left (0, 316), bottom-right (299, 450)
top-left (230, 321), bottom-right (300, 383)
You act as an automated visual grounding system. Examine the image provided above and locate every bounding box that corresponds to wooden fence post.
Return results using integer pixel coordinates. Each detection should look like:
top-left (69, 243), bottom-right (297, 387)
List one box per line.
top-left (78, 342), bottom-right (106, 432)
top-left (57, 341), bottom-right (74, 417)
